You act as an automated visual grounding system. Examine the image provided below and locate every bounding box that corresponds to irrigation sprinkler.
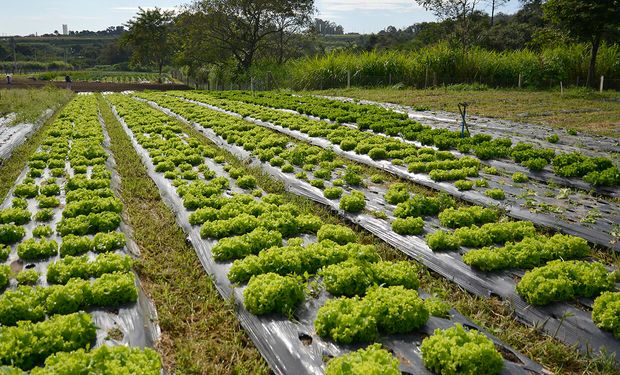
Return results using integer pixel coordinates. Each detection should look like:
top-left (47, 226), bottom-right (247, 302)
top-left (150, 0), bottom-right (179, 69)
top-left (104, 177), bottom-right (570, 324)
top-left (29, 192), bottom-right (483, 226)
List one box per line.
top-left (458, 102), bottom-right (470, 138)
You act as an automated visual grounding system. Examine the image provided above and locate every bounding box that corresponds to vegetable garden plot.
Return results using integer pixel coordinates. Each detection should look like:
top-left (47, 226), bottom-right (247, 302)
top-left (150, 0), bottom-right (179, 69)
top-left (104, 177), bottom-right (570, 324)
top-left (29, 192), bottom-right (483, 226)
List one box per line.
top-left (321, 94), bottom-right (620, 155)
top-left (106, 93), bottom-right (542, 375)
top-left (197, 90), bottom-right (620, 192)
top-left (0, 94), bottom-right (161, 373)
top-left (131, 93), bottom-right (620, 361)
top-left (0, 109), bottom-right (54, 162)
top-left (141, 91), bottom-right (620, 252)
top-left (212, 92), bottom-right (620, 197)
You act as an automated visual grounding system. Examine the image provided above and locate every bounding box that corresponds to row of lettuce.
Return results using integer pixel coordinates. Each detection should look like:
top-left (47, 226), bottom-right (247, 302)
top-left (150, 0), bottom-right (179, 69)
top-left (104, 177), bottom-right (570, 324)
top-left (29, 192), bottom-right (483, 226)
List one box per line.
top-left (109, 93), bottom-right (519, 374)
top-left (204, 90), bottom-right (620, 187)
top-left (134, 91), bottom-right (620, 344)
top-left (0, 95), bottom-right (161, 373)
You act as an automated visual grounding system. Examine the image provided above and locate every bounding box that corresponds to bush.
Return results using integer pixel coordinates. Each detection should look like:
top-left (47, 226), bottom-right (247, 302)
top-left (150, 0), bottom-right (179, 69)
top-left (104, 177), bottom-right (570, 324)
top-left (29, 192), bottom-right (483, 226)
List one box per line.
top-left (325, 344), bottom-right (400, 375)
top-left (318, 224), bottom-right (356, 245)
top-left (340, 191), bottom-right (366, 213)
top-left (421, 324), bottom-right (503, 375)
top-left (243, 273), bottom-right (305, 315)
top-left (593, 292), bottom-right (620, 339)
top-left (391, 217), bottom-right (424, 235)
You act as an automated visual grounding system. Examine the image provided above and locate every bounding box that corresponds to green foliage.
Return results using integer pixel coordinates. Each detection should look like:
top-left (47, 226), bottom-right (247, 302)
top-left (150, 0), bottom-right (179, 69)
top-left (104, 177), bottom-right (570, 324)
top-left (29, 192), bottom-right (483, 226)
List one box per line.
top-left (236, 175), bottom-right (257, 190)
top-left (0, 313), bottom-right (97, 370)
top-left (384, 183), bottom-right (409, 204)
top-left (463, 234), bottom-right (590, 271)
top-left (391, 216), bottom-right (425, 235)
top-left (0, 208), bottom-right (31, 225)
top-left (325, 344), bottom-right (400, 375)
top-left (16, 270), bottom-right (39, 285)
top-left (315, 286), bottom-right (429, 343)
top-left (592, 292), bottom-right (620, 339)
top-left (17, 238), bottom-right (58, 261)
top-left (424, 297), bottom-right (451, 318)
top-left (0, 224), bottom-right (26, 245)
top-left (30, 345), bottom-right (161, 375)
top-left (485, 189), bottom-right (505, 200)
top-left (454, 179), bottom-right (474, 190)
top-left (0, 265), bottom-right (9, 290)
top-left (438, 206), bottom-right (498, 229)
top-left (421, 324), bottom-right (503, 375)
top-left (212, 227), bottom-right (282, 261)
top-left (59, 235), bottom-right (94, 257)
top-left (426, 231), bottom-right (460, 251)
top-left (317, 224), bottom-right (356, 245)
top-left (547, 134), bottom-right (559, 143)
top-left (32, 225), bottom-right (53, 238)
top-left (324, 187), bottom-right (344, 199)
top-left (47, 253), bottom-right (133, 284)
top-left (512, 172), bottom-right (529, 183)
top-left (339, 191), bottom-right (366, 213)
top-left (243, 273), bottom-right (305, 315)
top-left (516, 260), bottom-right (615, 305)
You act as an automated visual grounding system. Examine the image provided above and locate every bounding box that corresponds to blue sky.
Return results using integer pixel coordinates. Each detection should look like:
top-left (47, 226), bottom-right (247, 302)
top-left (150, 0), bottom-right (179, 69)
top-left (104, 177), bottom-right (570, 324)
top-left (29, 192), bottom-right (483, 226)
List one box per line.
top-left (0, 0), bottom-right (523, 36)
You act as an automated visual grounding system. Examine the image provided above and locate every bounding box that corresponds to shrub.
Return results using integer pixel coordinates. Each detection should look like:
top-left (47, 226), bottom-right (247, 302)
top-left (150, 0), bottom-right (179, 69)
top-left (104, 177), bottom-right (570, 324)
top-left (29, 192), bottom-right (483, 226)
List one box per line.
top-left (421, 324), bottom-right (503, 375)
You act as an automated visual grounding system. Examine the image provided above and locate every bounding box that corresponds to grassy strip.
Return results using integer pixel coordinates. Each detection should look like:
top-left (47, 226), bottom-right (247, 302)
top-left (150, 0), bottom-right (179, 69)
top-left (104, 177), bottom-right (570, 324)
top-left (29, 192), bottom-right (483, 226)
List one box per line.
top-left (0, 87), bottom-right (73, 125)
top-left (0, 95), bottom-right (72, 200)
top-left (311, 87), bottom-right (620, 137)
top-left (165, 99), bottom-right (619, 375)
top-left (97, 94), bottom-right (269, 374)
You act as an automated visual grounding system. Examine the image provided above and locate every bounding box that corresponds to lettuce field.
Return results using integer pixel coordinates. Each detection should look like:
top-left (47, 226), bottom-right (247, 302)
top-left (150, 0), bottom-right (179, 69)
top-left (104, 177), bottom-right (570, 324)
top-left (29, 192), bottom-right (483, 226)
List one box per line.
top-left (0, 90), bottom-right (618, 374)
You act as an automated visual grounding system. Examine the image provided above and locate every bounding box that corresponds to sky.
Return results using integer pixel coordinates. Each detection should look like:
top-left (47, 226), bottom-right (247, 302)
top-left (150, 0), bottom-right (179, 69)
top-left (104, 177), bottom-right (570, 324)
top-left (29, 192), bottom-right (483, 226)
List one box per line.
top-left (0, 0), bottom-right (524, 36)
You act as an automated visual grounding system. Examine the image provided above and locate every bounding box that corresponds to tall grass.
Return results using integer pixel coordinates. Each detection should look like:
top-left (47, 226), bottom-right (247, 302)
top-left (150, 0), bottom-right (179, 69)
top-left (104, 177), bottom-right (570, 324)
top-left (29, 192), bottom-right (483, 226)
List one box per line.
top-left (0, 87), bottom-right (73, 125)
top-left (287, 43), bottom-right (620, 90)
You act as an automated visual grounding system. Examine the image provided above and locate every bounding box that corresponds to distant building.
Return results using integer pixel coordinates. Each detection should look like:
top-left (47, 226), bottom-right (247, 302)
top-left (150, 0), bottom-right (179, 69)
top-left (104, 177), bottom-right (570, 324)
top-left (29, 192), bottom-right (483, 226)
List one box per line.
top-left (62, 24), bottom-right (68, 35)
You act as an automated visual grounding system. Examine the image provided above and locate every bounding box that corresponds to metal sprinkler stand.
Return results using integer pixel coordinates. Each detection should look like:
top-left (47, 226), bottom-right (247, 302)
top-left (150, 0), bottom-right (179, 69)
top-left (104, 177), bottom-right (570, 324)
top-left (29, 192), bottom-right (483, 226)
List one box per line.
top-left (458, 102), bottom-right (470, 138)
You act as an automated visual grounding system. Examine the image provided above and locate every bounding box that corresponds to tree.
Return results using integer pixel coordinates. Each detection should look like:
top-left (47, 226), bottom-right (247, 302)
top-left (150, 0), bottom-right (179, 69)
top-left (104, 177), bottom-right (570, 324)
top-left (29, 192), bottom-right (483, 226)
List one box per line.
top-left (544, 0), bottom-right (620, 87)
top-left (120, 7), bottom-right (175, 81)
top-left (414, 0), bottom-right (481, 51)
top-left (488, 0), bottom-right (508, 26)
top-left (186, 0), bottom-right (315, 71)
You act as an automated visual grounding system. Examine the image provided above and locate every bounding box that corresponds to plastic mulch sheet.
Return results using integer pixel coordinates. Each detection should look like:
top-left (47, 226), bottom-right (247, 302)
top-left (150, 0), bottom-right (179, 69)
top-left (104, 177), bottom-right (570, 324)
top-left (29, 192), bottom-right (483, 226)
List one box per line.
top-left (111, 100), bottom-right (543, 375)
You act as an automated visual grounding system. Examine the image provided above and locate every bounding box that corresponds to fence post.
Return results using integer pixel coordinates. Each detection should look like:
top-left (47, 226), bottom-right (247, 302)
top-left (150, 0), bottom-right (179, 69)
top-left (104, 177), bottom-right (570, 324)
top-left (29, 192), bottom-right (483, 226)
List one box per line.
top-left (600, 75), bottom-right (604, 93)
top-left (560, 81), bottom-right (563, 95)
top-left (518, 73), bottom-right (522, 89)
top-left (347, 70), bottom-right (351, 89)
top-left (389, 73), bottom-right (392, 85)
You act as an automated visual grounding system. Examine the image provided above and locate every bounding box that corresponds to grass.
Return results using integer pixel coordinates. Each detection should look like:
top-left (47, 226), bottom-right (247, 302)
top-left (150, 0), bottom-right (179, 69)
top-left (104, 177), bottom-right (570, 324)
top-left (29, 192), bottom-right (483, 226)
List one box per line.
top-left (0, 87), bottom-right (73, 125)
top-left (159, 97), bottom-right (620, 375)
top-left (97, 94), bottom-right (269, 375)
top-left (311, 87), bottom-right (620, 137)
